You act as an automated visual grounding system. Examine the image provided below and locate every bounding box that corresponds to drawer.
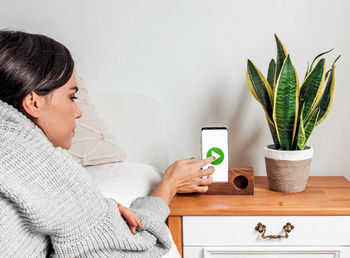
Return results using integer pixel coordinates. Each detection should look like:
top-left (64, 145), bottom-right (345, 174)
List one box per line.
top-left (184, 246), bottom-right (350, 258)
top-left (183, 216), bottom-right (350, 246)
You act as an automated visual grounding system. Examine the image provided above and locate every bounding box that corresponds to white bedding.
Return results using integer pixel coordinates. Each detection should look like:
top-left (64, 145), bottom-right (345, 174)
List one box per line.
top-left (85, 162), bottom-right (180, 258)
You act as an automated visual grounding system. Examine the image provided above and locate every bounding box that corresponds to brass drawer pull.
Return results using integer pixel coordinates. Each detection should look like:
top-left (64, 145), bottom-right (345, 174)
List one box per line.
top-left (255, 222), bottom-right (294, 239)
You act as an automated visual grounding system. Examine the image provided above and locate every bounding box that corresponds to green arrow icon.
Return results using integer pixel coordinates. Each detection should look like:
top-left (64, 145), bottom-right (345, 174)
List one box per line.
top-left (206, 147), bottom-right (224, 165)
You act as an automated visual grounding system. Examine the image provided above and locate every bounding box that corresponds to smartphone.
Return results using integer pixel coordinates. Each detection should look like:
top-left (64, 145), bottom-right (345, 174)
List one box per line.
top-left (201, 127), bottom-right (229, 182)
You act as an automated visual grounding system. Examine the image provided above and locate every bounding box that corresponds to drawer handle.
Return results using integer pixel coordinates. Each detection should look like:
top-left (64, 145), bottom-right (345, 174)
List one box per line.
top-left (255, 222), bottom-right (294, 239)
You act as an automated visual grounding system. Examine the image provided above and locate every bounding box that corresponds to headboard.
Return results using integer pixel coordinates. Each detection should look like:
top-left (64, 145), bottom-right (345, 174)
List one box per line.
top-left (88, 93), bottom-right (169, 173)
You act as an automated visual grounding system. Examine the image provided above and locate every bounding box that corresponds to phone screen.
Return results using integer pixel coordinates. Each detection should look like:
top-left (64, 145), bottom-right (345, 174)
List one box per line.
top-left (201, 127), bottom-right (228, 182)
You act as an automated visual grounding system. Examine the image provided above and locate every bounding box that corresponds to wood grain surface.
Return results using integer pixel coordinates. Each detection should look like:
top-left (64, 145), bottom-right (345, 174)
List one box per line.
top-left (202, 167), bottom-right (254, 195)
top-left (169, 176), bottom-right (350, 216)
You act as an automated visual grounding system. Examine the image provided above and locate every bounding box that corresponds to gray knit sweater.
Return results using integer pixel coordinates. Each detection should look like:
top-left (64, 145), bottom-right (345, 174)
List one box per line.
top-left (0, 99), bottom-right (171, 258)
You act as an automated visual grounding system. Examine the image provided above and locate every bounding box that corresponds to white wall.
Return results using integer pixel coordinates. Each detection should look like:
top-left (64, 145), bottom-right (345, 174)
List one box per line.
top-left (1, 0), bottom-right (349, 178)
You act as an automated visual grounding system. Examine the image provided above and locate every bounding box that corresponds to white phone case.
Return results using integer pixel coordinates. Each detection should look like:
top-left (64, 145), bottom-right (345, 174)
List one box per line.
top-left (201, 127), bottom-right (228, 182)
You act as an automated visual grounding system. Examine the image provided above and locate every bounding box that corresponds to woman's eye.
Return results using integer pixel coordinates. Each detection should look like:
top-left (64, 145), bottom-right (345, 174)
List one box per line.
top-left (71, 96), bottom-right (78, 102)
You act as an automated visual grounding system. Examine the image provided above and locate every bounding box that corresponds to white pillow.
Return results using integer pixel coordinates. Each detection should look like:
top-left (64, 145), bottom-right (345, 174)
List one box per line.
top-left (69, 75), bottom-right (126, 166)
top-left (85, 162), bottom-right (162, 207)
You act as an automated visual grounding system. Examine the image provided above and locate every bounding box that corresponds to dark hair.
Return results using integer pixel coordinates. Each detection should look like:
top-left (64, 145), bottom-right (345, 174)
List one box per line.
top-left (0, 30), bottom-right (74, 117)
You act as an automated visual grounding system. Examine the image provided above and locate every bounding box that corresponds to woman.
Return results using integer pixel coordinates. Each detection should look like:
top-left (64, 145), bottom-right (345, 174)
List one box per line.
top-left (0, 30), bottom-right (215, 257)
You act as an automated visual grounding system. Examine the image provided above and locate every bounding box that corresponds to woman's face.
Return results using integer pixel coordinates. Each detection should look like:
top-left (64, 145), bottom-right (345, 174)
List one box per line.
top-left (34, 71), bottom-right (82, 149)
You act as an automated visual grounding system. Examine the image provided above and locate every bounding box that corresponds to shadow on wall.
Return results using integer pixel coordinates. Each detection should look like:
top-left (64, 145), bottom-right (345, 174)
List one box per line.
top-left (199, 80), bottom-right (265, 169)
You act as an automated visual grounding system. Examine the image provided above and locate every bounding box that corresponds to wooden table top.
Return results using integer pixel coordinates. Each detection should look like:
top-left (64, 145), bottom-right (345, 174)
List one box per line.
top-left (169, 176), bottom-right (350, 216)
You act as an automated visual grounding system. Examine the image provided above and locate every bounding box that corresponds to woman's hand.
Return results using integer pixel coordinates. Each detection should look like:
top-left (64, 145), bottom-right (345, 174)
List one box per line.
top-left (152, 156), bottom-right (216, 204)
top-left (113, 200), bottom-right (143, 234)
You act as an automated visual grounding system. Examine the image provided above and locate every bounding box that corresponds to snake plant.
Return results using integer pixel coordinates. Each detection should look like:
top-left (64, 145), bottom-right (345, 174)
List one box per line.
top-left (247, 34), bottom-right (340, 150)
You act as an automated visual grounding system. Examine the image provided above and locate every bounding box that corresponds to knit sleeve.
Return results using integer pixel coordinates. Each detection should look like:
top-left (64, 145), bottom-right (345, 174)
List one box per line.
top-left (130, 196), bottom-right (170, 223)
top-left (129, 196), bottom-right (172, 249)
top-left (52, 196), bottom-right (172, 258)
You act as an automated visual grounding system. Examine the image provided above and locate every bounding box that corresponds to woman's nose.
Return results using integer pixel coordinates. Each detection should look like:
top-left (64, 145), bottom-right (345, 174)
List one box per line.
top-left (75, 105), bottom-right (83, 119)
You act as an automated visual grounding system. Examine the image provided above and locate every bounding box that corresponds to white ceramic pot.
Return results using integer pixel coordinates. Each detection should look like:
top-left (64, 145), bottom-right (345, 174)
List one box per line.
top-left (264, 144), bottom-right (314, 193)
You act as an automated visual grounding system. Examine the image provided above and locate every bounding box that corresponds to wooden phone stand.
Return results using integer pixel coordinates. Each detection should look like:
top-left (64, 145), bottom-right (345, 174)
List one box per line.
top-left (202, 167), bottom-right (254, 195)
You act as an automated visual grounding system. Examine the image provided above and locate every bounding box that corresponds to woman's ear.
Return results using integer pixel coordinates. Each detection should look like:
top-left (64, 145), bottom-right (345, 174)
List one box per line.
top-left (22, 92), bottom-right (47, 119)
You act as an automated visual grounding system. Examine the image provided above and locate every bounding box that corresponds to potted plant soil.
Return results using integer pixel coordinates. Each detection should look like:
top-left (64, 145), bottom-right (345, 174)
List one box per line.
top-left (246, 34), bottom-right (340, 193)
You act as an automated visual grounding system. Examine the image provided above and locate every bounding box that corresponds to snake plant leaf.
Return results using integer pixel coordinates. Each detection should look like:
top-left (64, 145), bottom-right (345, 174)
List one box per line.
top-left (274, 34), bottom-right (288, 80)
top-left (267, 59), bottom-right (276, 91)
top-left (325, 55), bottom-right (340, 81)
top-left (308, 48), bottom-right (334, 74)
top-left (297, 111), bottom-right (306, 150)
top-left (247, 59), bottom-right (274, 122)
top-left (325, 68), bottom-right (331, 81)
top-left (268, 119), bottom-right (281, 149)
top-left (316, 66), bottom-right (335, 125)
top-left (305, 61), bottom-right (310, 79)
top-left (316, 55), bottom-right (340, 125)
top-left (297, 105), bottom-right (319, 150)
top-left (304, 107), bottom-right (320, 142)
top-left (299, 58), bottom-right (325, 122)
top-left (273, 55), bottom-right (299, 150)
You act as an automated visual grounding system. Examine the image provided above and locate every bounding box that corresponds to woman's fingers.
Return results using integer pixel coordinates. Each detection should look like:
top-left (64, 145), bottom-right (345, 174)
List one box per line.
top-left (159, 157), bottom-right (216, 197)
top-left (200, 177), bottom-right (213, 185)
top-left (130, 225), bottom-right (136, 234)
top-left (195, 156), bottom-right (216, 168)
top-left (119, 205), bottom-right (143, 234)
top-left (176, 174), bottom-right (213, 193)
top-left (194, 185), bottom-right (209, 192)
top-left (136, 217), bottom-right (143, 229)
top-left (127, 218), bottom-right (139, 235)
top-left (200, 166), bottom-right (215, 177)
top-left (182, 157), bottom-right (195, 163)
top-left (127, 216), bottom-right (141, 235)
top-left (130, 217), bottom-right (143, 234)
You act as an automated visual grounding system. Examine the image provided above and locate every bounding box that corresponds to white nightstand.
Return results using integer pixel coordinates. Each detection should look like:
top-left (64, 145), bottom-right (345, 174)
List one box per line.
top-left (168, 176), bottom-right (350, 258)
